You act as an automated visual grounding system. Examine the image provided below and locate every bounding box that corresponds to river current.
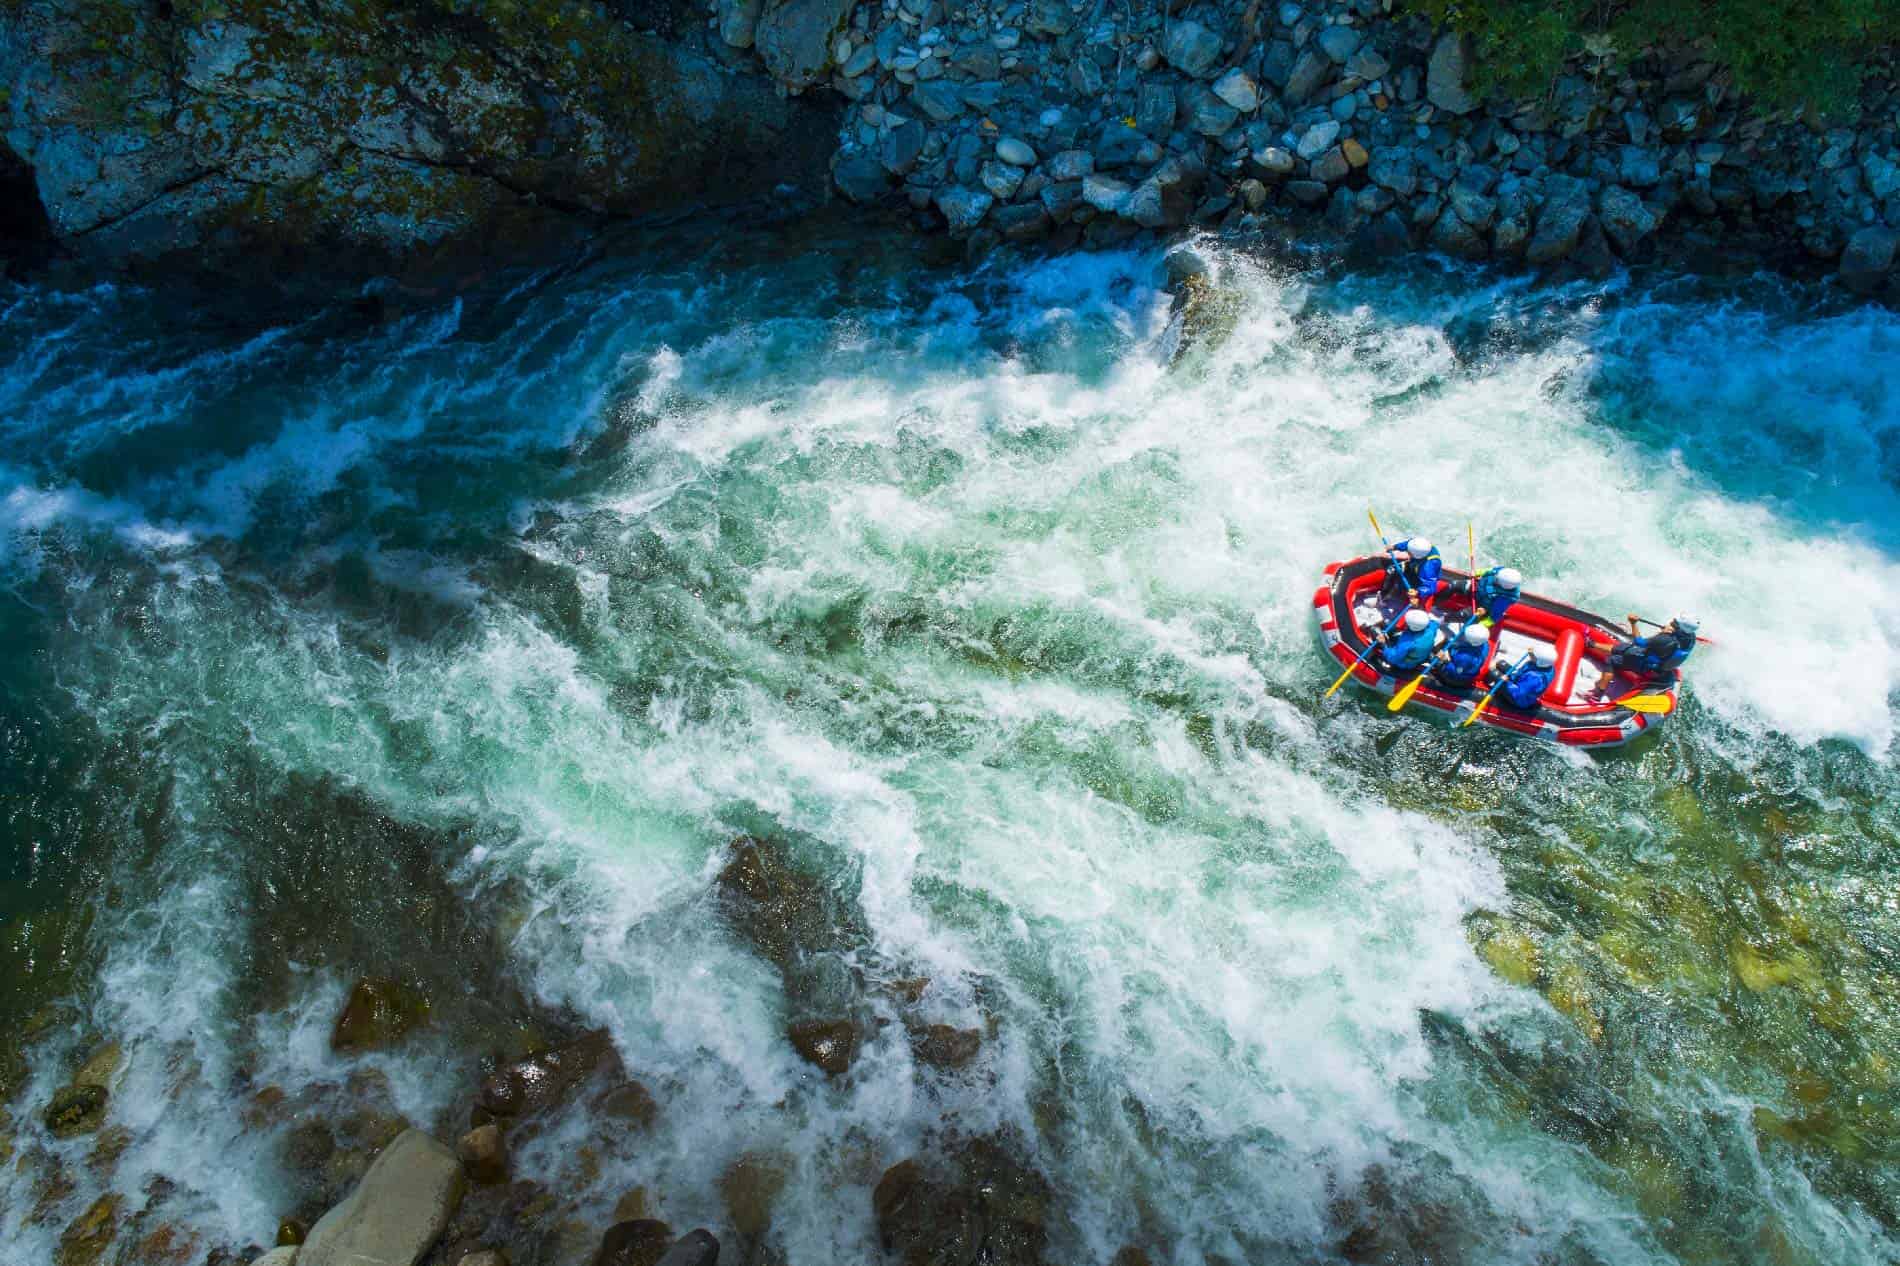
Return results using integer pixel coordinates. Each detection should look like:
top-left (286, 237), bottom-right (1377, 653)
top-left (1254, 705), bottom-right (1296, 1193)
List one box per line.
top-left (3, 221), bottom-right (1898, 1265)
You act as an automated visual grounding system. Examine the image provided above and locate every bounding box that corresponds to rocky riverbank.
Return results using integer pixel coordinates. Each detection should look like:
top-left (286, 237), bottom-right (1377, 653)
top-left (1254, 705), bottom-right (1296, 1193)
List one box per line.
top-left (2, 0), bottom-right (1897, 293)
top-left (784, 0), bottom-right (1900, 292)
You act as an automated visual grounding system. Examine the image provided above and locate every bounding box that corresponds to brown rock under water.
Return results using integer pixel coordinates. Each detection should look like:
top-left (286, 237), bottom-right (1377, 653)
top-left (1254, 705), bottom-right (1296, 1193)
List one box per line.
top-left (331, 977), bottom-right (432, 1053)
top-left (787, 1018), bottom-right (861, 1077)
top-left (57, 1193), bottom-right (120, 1266)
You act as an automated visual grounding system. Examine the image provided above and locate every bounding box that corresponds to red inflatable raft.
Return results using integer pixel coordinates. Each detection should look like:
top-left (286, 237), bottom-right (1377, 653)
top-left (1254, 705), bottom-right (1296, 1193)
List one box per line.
top-left (1312, 555), bottom-right (1680, 748)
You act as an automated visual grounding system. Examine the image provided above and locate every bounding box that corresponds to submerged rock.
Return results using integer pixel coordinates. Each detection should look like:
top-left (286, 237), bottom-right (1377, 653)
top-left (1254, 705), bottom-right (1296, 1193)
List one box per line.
top-left (720, 1151), bottom-right (790, 1237)
top-left (787, 1018), bottom-right (862, 1076)
top-left (300, 1129), bottom-right (466, 1266)
top-left (57, 1193), bottom-right (119, 1266)
top-left (43, 1084), bottom-right (108, 1140)
top-left (873, 1136), bottom-right (1052, 1266)
top-left (332, 977), bottom-right (431, 1053)
top-left (474, 1030), bottom-right (619, 1124)
top-left (592, 1219), bottom-right (675, 1266)
top-left (716, 837), bottom-right (862, 974)
top-left (457, 1123), bottom-right (508, 1186)
top-left (909, 1024), bottom-right (983, 1069)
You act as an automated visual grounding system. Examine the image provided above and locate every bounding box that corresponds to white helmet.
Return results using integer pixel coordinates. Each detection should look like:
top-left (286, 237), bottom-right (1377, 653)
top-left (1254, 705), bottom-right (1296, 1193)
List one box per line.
top-left (1530, 645), bottom-right (1557, 668)
top-left (1403, 609), bottom-right (1432, 632)
top-left (1673, 615), bottom-right (1699, 635)
top-left (1461, 623), bottom-right (1490, 647)
top-left (1496, 567), bottom-right (1522, 591)
top-left (1406, 538), bottom-right (1434, 558)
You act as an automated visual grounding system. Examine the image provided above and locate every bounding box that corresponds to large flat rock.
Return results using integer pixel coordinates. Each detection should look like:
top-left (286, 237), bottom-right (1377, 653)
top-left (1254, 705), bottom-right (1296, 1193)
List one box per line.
top-left (299, 1129), bottom-right (466, 1266)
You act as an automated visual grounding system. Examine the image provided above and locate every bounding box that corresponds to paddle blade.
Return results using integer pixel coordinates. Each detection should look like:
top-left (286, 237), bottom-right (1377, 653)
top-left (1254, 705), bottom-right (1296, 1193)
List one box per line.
top-left (1460, 699), bottom-right (1490, 728)
top-left (1324, 658), bottom-right (1359, 699)
top-left (1388, 672), bottom-right (1426, 713)
top-left (1618, 693), bottom-right (1675, 715)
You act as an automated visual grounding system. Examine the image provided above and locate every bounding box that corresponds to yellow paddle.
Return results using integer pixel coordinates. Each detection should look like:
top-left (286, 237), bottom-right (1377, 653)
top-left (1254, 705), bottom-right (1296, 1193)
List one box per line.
top-left (1616, 692), bottom-right (1675, 715)
top-left (1461, 654), bottom-right (1529, 728)
top-left (1326, 611), bottom-right (1405, 700)
top-left (1387, 665), bottom-right (1430, 712)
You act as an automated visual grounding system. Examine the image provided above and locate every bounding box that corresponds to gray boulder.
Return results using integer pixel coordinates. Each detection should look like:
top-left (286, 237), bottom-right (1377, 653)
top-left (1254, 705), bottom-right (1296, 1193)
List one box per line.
top-left (912, 81), bottom-right (965, 122)
top-left (300, 1130), bottom-right (466, 1266)
top-left (996, 138), bottom-right (1037, 167)
top-left (1082, 174), bottom-right (1133, 214)
top-left (1296, 120), bottom-right (1341, 161)
top-left (881, 120), bottom-right (927, 175)
top-left (1429, 207), bottom-right (1488, 258)
top-left (1526, 175), bottom-right (1592, 264)
top-left (1212, 68), bottom-right (1260, 112)
top-left (1188, 91), bottom-right (1241, 137)
top-left (1597, 184), bottom-right (1659, 254)
top-left (1840, 227), bottom-right (1898, 294)
top-left (1252, 146), bottom-right (1296, 178)
top-left (979, 161), bottom-right (1024, 200)
top-left (1047, 150), bottom-right (1094, 181)
top-left (1284, 49), bottom-right (1333, 103)
top-left (1345, 47), bottom-right (1389, 82)
top-left (1368, 147), bottom-right (1416, 196)
top-left (1311, 146), bottom-right (1351, 185)
top-left (1316, 25), bottom-right (1363, 63)
top-left (1162, 20), bottom-right (1224, 78)
top-left (754, 0), bottom-right (857, 91)
top-left (934, 186), bottom-right (994, 233)
top-left (1426, 32), bottom-right (1477, 115)
top-left (833, 150), bottom-right (894, 202)
top-left (1136, 82), bottom-right (1176, 137)
top-left (719, 0), bottom-right (764, 47)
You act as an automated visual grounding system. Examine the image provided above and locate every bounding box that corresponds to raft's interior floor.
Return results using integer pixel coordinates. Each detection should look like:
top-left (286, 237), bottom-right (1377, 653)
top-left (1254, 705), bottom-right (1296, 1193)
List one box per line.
top-left (1352, 594), bottom-right (1607, 706)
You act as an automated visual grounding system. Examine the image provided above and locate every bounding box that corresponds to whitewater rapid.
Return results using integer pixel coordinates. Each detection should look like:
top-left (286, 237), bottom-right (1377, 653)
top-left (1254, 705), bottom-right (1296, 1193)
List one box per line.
top-left (3, 230), bottom-right (1898, 1266)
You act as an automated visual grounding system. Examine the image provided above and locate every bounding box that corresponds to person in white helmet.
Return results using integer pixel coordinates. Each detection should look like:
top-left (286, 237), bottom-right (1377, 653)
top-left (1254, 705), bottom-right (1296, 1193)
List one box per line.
top-left (1608, 615), bottom-right (1699, 679)
top-left (1467, 564), bottom-right (1523, 626)
top-left (1375, 606), bottom-right (1443, 672)
top-left (1383, 535), bottom-right (1443, 607)
top-left (1427, 620), bottom-right (1494, 688)
top-left (1490, 643), bottom-right (1557, 710)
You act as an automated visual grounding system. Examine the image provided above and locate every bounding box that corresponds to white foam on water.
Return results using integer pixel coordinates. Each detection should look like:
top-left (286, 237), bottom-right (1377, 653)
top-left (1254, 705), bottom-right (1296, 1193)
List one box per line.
top-left (6, 236), bottom-right (1900, 1266)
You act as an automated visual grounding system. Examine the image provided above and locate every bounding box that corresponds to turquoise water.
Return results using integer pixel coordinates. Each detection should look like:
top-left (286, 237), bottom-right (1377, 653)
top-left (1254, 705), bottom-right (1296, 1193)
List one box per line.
top-left (3, 221), bottom-right (1898, 1264)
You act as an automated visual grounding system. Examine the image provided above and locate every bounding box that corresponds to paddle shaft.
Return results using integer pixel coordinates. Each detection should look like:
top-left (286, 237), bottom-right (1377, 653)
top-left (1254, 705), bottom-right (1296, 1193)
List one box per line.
top-left (1631, 615), bottom-right (1715, 646)
top-left (1326, 611), bottom-right (1407, 699)
top-left (1462, 654), bottom-right (1531, 728)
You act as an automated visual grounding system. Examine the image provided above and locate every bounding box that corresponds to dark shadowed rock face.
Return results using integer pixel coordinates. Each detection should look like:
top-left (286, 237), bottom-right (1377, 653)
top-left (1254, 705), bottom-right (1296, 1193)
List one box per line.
top-left (331, 977), bottom-right (432, 1054)
top-left (0, 0), bottom-right (840, 285)
top-left (873, 1135), bottom-right (1053, 1266)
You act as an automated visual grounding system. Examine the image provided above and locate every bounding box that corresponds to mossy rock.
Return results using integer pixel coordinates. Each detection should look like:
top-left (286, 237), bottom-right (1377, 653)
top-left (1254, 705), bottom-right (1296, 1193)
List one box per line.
top-left (44, 1083), bottom-right (108, 1139)
top-left (57, 1193), bottom-right (120, 1266)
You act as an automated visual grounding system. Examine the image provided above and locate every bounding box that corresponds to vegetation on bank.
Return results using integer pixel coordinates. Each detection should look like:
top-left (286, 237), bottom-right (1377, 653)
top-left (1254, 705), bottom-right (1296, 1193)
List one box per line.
top-left (1402, 0), bottom-right (1899, 113)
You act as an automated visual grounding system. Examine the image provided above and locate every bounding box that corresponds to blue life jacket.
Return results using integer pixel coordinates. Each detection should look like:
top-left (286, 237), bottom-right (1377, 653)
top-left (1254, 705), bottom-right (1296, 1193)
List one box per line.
top-left (1473, 568), bottom-right (1518, 623)
top-left (1499, 662), bottom-right (1552, 709)
top-left (1389, 539), bottom-right (1443, 600)
top-left (1436, 639), bottom-right (1488, 683)
top-left (1382, 618), bottom-right (1442, 670)
top-left (1613, 629), bottom-right (1694, 676)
